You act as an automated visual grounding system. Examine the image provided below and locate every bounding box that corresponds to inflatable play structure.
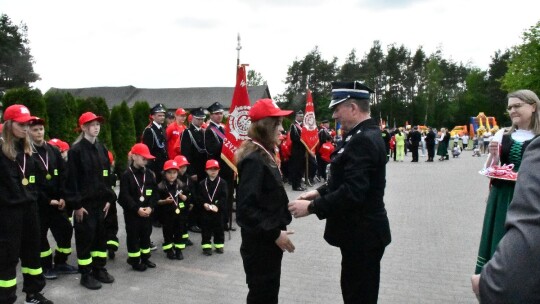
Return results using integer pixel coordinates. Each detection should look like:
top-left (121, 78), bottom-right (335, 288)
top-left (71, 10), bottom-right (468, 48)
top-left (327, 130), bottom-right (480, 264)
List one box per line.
top-left (469, 112), bottom-right (498, 138)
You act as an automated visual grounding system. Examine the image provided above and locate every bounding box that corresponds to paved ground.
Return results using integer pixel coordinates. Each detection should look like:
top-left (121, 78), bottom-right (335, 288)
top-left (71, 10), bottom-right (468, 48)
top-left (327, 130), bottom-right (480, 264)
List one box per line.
top-left (16, 150), bottom-right (489, 303)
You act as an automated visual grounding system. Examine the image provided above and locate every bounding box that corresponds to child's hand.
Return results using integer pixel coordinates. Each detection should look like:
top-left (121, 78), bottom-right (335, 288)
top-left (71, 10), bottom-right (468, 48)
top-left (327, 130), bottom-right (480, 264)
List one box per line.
top-left (164, 197), bottom-right (174, 204)
top-left (180, 194), bottom-right (187, 201)
top-left (137, 208), bottom-right (148, 217)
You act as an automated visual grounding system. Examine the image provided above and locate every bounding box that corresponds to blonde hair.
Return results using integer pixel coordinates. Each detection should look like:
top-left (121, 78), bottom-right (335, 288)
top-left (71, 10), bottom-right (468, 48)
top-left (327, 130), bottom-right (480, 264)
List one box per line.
top-left (507, 89), bottom-right (540, 135)
top-left (1, 121), bottom-right (33, 160)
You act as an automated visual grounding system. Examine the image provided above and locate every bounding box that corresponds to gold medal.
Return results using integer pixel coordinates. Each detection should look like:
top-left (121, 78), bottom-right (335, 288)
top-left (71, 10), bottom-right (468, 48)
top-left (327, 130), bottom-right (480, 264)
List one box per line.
top-left (139, 196), bottom-right (145, 202)
top-left (22, 178), bottom-right (29, 186)
top-left (46, 174), bottom-right (52, 180)
top-left (175, 208), bottom-right (180, 214)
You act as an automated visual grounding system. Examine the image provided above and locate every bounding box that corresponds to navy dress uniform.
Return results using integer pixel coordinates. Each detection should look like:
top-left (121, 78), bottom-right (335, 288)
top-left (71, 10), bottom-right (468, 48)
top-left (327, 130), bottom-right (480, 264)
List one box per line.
top-left (289, 110), bottom-right (307, 191)
top-left (307, 82), bottom-right (391, 304)
top-left (142, 104), bottom-right (168, 184)
top-left (204, 102), bottom-right (235, 230)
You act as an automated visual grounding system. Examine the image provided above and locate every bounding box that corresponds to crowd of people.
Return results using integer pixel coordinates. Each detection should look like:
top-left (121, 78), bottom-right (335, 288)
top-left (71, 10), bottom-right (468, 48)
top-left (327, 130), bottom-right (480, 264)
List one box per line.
top-left (2, 87), bottom-right (539, 304)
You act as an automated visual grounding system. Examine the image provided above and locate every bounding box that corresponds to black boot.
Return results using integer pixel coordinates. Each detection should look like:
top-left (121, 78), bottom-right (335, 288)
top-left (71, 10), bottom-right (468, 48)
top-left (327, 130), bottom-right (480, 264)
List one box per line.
top-left (142, 258), bottom-right (156, 268)
top-left (166, 250), bottom-right (176, 260)
top-left (81, 272), bottom-right (102, 290)
top-left (93, 268), bottom-right (114, 284)
top-left (175, 249), bottom-right (184, 260)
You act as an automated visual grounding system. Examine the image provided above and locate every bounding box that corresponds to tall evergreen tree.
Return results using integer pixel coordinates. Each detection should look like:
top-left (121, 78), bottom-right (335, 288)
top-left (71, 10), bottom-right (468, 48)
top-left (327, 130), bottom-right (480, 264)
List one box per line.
top-left (44, 90), bottom-right (78, 143)
top-left (131, 101), bottom-right (151, 141)
top-left (487, 50), bottom-right (510, 126)
top-left (110, 101), bottom-right (136, 173)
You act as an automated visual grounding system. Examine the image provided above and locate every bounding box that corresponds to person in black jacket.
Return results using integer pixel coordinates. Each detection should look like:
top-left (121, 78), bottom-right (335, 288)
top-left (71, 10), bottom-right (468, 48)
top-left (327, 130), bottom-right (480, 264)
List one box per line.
top-left (198, 159), bottom-right (228, 256)
top-left (236, 98), bottom-right (295, 304)
top-left (289, 82), bottom-right (391, 304)
top-left (425, 127), bottom-right (436, 162)
top-left (142, 104), bottom-right (168, 184)
top-left (0, 105), bottom-right (52, 304)
top-left (289, 111), bottom-right (307, 191)
top-left (180, 107), bottom-right (207, 233)
top-left (409, 126), bottom-right (422, 162)
top-left (118, 143), bottom-right (159, 271)
top-left (157, 159), bottom-right (190, 260)
top-left (65, 112), bottom-right (117, 290)
top-left (28, 118), bottom-right (78, 280)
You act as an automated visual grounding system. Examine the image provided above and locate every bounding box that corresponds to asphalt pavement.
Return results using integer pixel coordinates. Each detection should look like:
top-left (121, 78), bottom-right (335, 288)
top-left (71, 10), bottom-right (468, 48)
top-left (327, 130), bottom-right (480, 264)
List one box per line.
top-left (16, 150), bottom-right (488, 303)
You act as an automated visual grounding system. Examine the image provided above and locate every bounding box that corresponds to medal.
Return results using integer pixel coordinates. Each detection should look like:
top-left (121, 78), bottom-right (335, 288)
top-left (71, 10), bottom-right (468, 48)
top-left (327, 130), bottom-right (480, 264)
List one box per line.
top-left (33, 144), bottom-right (51, 180)
top-left (18, 154), bottom-right (29, 186)
top-left (129, 167), bottom-right (146, 204)
top-left (22, 178), bottom-right (29, 186)
top-left (175, 208), bottom-right (180, 214)
top-left (139, 196), bottom-right (145, 202)
top-left (46, 174), bottom-right (52, 180)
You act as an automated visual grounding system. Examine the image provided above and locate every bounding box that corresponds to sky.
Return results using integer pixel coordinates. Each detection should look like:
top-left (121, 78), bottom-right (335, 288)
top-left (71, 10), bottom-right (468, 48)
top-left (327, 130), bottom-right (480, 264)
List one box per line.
top-left (1, 0), bottom-right (539, 99)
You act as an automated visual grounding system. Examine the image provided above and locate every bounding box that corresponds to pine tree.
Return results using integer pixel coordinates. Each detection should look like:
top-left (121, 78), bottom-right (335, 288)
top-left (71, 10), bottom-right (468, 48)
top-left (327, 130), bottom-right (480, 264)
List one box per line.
top-left (110, 101), bottom-right (136, 173)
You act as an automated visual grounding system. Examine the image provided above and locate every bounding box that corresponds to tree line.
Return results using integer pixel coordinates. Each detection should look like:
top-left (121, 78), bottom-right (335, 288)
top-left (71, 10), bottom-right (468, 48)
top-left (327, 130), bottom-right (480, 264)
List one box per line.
top-left (277, 20), bottom-right (540, 129)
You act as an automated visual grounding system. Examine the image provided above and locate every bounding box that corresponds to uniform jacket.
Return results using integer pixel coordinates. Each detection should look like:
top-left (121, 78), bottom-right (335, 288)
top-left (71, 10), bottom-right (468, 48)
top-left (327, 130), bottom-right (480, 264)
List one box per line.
top-left (425, 131), bottom-right (436, 146)
top-left (32, 143), bottom-right (66, 206)
top-left (0, 141), bottom-right (38, 206)
top-left (313, 118), bottom-right (391, 250)
top-left (204, 121), bottom-right (225, 160)
top-left (198, 176), bottom-right (228, 215)
top-left (237, 146), bottom-right (292, 241)
top-left (290, 122), bottom-right (307, 157)
top-left (479, 136), bottom-right (540, 303)
top-left (180, 124), bottom-right (207, 180)
top-left (157, 179), bottom-right (191, 216)
top-left (142, 122), bottom-right (168, 174)
top-left (65, 138), bottom-right (116, 210)
top-left (118, 165), bottom-right (158, 215)
top-left (165, 122), bottom-right (186, 159)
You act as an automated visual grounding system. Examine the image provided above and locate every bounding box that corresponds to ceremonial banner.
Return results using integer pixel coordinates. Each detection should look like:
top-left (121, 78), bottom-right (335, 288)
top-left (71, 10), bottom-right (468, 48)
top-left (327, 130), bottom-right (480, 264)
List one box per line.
top-left (301, 89), bottom-right (319, 153)
top-left (222, 65), bottom-right (251, 173)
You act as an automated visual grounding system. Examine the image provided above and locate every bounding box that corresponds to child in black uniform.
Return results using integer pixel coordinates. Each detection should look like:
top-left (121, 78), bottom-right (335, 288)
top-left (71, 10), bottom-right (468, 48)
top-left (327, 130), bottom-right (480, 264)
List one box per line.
top-left (157, 160), bottom-right (189, 260)
top-left (28, 118), bottom-right (78, 280)
top-left (174, 155), bottom-right (195, 247)
top-left (118, 143), bottom-right (158, 271)
top-left (198, 159), bottom-right (228, 256)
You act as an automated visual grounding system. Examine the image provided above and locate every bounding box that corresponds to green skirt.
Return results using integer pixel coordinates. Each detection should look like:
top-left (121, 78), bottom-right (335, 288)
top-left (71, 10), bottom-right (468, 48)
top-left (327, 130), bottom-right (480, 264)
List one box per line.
top-left (436, 142), bottom-right (447, 156)
top-left (475, 182), bottom-right (515, 274)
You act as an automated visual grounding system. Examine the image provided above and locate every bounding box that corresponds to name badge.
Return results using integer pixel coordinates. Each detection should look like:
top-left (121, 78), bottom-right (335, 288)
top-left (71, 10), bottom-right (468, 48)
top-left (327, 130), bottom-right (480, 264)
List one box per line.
top-left (103, 170), bottom-right (108, 177)
top-left (29, 176), bottom-right (36, 183)
top-left (146, 189), bottom-right (152, 196)
top-left (54, 169), bottom-right (59, 176)
top-left (179, 202), bottom-right (185, 208)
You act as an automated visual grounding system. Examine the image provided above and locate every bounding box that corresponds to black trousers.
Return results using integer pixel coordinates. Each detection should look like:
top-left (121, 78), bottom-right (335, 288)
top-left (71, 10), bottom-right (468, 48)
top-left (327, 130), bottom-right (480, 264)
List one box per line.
top-left (74, 205), bottom-right (108, 273)
top-left (289, 151), bottom-right (306, 188)
top-left (240, 229), bottom-right (283, 304)
top-left (124, 214), bottom-right (152, 264)
top-left (104, 201), bottom-right (119, 252)
top-left (0, 203), bottom-right (46, 304)
top-left (201, 212), bottom-right (224, 249)
top-left (340, 246), bottom-right (385, 304)
top-left (427, 144), bottom-right (435, 160)
top-left (38, 204), bottom-right (73, 269)
top-left (411, 144), bottom-right (419, 161)
top-left (160, 209), bottom-right (187, 251)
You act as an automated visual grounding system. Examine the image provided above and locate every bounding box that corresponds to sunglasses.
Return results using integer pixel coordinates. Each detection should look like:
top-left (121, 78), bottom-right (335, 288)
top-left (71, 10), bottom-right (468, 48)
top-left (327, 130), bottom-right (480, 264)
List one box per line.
top-left (507, 102), bottom-right (529, 111)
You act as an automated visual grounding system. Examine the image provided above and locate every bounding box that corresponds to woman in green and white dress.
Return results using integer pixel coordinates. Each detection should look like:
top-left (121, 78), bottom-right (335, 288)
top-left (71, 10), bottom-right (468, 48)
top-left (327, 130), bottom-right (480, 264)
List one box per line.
top-left (475, 89), bottom-right (540, 274)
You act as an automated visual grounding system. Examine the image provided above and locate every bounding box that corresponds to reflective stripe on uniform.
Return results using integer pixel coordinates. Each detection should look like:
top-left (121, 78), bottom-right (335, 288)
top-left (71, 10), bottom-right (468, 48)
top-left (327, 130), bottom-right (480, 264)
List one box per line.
top-left (201, 244), bottom-right (212, 249)
top-left (107, 240), bottom-right (119, 248)
top-left (128, 251), bottom-right (141, 258)
top-left (182, 233), bottom-right (189, 239)
top-left (40, 248), bottom-right (52, 258)
top-left (140, 248), bottom-right (150, 254)
top-left (162, 243), bottom-right (173, 251)
top-left (56, 247), bottom-right (72, 254)
top-left (214, 244), bottom-right (224, 249)
top-left (21, 267), bottom-right (43, 276)
top-left (78, 257), bottom-right (92, 266)
top-left (0, 278), bottom-right (16, 288)
top-left (174, 244), bottom-right (185, 249)
top-left (91, 251), bottom-right (107, 258)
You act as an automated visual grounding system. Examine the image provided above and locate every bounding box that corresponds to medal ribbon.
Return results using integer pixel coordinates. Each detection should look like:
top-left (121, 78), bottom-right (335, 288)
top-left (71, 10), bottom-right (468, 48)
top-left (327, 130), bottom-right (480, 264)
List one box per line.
top-left (168, 185), bottom-right (180, 209)
top-left (33, 144), bottom-right (50, 174)
top-left (129, 167), bottom-right (146, 199)
top-left (250, 139), bottom-right (282, 176)
top-left (205, 177), bottom-right (221, 203)
top-left (17, 154), bottom-right (27, 179)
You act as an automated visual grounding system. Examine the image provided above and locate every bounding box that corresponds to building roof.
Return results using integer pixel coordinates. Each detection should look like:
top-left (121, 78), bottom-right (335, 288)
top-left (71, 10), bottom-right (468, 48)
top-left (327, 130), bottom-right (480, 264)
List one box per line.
top-left (47, 85), bottom-right (271, 110)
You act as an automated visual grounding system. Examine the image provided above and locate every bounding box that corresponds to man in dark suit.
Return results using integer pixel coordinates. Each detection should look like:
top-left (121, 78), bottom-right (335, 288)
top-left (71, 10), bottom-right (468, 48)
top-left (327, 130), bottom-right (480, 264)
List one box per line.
top-left (180, 107), bottom-right (207, 233)
top-left (204, 102), bottom-right (236, 231)
top-left (142, 104), bottom-right (168, 184)
top-left (472, 136), bottom-right (540, 303)
top-left (289, 81), bottom-right (391, 304)
top-left (289, 111), bottom-right (307, 191)
top-left (409, 126), bottom-right (422, 162)
top-left (425, 127), bottom-right (436, 162)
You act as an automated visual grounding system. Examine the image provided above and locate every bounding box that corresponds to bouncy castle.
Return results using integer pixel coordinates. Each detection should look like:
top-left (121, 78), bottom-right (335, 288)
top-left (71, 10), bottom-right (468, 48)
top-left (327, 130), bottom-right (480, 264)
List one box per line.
top-left (469, 112), bottom-right (498, 138)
